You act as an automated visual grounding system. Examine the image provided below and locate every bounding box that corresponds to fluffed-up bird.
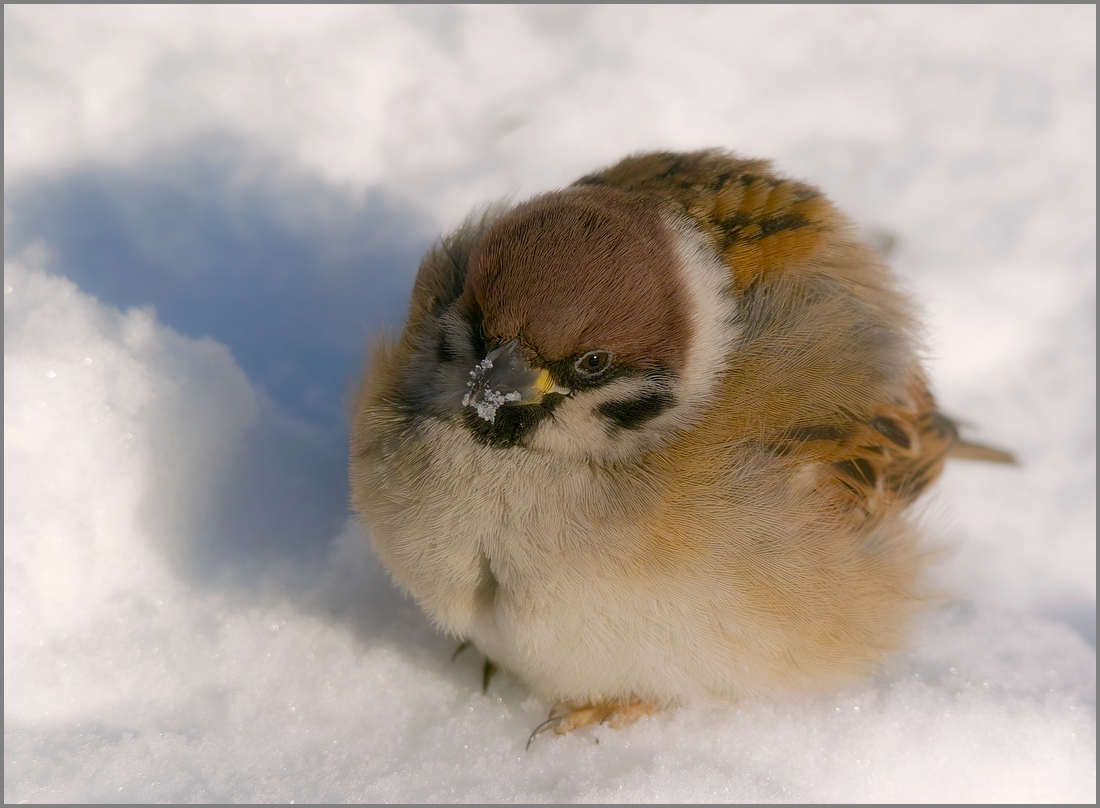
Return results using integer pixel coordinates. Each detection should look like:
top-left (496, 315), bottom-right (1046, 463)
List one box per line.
top-left (349, 150), bottom-right (1013, 740)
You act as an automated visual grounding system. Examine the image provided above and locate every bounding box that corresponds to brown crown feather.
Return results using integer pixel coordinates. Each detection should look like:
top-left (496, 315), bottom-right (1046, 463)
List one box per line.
top-left (458, 186), bottom-right (691, 371)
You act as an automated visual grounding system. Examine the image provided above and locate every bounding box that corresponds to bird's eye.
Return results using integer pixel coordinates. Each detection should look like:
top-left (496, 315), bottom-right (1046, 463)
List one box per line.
top-left (574, 350), bottom-right (613, 376)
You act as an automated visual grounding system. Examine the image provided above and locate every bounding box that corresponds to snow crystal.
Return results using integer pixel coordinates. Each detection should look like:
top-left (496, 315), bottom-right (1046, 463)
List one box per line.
top-left (467, 387), bottom-right (522, 424)
top-left (462, 356), bottom-right (523, 423)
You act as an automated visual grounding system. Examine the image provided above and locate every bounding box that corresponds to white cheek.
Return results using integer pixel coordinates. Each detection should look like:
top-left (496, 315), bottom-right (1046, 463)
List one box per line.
top-left (527, 379), bottom-right (673, 463)
top-left (667, 216), bottom-right (741, 413)
top-left (527, 398), bottom-right (616, 461)
top-left (530, 217), bottom-right (738, 464)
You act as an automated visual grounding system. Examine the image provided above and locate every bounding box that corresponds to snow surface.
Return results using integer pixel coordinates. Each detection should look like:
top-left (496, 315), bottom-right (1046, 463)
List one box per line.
top-left (4, 5), bottom-right (1095, 802)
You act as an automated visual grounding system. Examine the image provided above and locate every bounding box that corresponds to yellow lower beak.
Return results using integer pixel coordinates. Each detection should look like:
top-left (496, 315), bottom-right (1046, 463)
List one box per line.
top-left (533, 368), bottom-right (563, 397)
top-left (463, 339), bottom-right (571, 422)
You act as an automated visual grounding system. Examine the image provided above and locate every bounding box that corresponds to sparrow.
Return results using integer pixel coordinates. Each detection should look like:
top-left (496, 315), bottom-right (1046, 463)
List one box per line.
top-left (349, 150), bottom-right (1013, 741)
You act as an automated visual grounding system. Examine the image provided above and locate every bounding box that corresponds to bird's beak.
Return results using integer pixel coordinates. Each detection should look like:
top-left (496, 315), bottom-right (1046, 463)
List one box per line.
top-left (461, 337), bottom-right (569, 423)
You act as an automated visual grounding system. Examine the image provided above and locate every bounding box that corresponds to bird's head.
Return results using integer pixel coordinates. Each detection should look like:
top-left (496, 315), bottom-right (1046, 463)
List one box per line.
top-left (398, 185), bottom-right (738, 463)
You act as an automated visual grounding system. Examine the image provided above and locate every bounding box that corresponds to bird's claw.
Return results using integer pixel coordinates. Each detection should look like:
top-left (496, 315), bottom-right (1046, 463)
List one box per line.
top-left (525, 698), bottom-right (657, 750)
top-left (526, 715), bottom-right (563, 751)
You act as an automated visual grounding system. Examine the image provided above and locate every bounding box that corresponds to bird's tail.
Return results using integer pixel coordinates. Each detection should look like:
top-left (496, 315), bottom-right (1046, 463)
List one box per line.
top-left (947, 439), bottom-right (1017, 464)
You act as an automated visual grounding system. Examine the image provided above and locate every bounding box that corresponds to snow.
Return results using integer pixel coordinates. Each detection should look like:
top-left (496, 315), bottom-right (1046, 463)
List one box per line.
top-left (463, 356), bottom-right (522, 424)
top-left (4, 5), bottom-right (1094, 802)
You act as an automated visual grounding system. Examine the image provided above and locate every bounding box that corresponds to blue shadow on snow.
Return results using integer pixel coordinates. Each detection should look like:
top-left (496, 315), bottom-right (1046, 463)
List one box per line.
top-left (6, 136), bottom-right (437, 576)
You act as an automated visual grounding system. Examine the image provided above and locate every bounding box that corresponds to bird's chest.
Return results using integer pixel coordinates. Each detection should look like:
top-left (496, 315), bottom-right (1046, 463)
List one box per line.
top-left (421, 426), bottom-right (628, 574)
top-left (365, 419), bottom-right (693, 692)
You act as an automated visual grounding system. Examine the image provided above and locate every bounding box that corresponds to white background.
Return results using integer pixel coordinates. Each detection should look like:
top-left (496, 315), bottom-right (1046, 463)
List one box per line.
top-left (5, 5), bottom-right (1094, 801)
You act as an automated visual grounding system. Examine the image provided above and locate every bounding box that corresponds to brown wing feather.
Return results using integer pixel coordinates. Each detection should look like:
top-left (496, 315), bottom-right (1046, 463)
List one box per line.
top-left (577, 150), bottom-right (1005, 519)
top-left (817, 375), bottom-right (959, 518)
top-left (575, 150), bottom-right (836, 290)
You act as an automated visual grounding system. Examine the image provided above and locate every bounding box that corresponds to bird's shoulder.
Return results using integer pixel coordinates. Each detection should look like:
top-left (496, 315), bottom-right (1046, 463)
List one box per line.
top-left (578, 150), bottom-right (961, 518)
top-left (573, 149), bottom-right (838, 291)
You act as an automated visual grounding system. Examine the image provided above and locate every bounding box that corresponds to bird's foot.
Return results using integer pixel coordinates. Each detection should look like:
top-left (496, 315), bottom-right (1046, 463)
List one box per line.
top-left (452, 641), bottom-right (498, 694)
top-left (526, 698), bottom-right (657, 749)
top-left (481, 659), bottom-right (497, 694)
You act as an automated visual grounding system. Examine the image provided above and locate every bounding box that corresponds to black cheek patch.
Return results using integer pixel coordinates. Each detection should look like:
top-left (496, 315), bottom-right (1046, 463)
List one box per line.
top-left (597, 391), bottom-right (675, 431)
